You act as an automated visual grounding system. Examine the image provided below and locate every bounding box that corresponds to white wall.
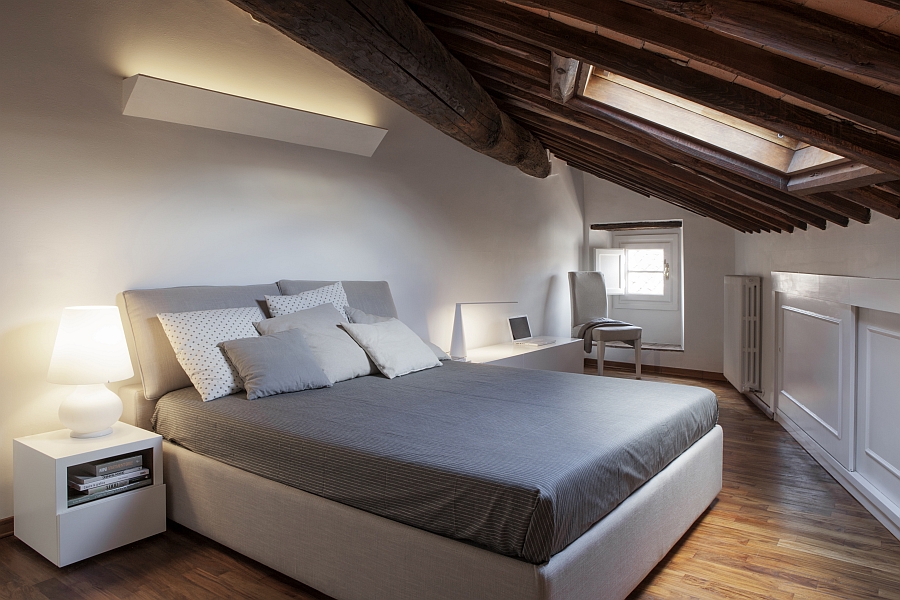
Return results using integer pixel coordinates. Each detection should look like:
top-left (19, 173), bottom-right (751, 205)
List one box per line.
top-left (0, 0), bottom-right (583, 519)
top-left (735, 213), bottom-right (900, 409)
top-left (584, 176), bottom-right (735, 372)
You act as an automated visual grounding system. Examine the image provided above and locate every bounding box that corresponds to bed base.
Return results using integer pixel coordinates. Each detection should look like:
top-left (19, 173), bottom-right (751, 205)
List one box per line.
top-left (162, 425), bottom-right (721, 600)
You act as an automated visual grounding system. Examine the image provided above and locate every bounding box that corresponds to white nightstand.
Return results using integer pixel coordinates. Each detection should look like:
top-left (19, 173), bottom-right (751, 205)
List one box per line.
top-left (466, 336), bottom-right (584, 373)
top-left (13, 422), bottom-right (166, 566)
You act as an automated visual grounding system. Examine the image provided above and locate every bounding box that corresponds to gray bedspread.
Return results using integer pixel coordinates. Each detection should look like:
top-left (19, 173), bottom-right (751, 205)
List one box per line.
top-left (152, 361), bottom-right (718, 564)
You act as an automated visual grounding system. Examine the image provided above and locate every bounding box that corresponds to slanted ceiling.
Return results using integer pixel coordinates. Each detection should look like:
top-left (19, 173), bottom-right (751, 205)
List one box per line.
top-left (228, 0), bottom-right (900, 233)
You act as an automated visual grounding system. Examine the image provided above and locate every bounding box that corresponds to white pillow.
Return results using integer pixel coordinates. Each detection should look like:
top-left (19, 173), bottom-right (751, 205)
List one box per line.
top-left (340, 319), bottom-right (442, 379)
top-left (266, 282), bottom-right (350, 321)
top-left (255, 303), bottom-right (376, 383)
top-left (346, 306), bottom-right (450, 361)
top-left (157, 306), bottom-right (264, 401)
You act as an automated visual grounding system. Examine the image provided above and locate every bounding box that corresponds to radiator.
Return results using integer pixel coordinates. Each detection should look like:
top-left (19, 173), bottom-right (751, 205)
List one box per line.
top-left (724, 276), bottom-right (761, 393)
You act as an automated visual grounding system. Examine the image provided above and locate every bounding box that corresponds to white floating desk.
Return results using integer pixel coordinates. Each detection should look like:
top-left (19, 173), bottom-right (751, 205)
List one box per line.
top-left (465, 337), bottom-right (583, 374)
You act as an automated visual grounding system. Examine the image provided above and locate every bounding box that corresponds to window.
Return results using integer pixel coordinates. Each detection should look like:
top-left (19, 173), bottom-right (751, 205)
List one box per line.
top-left (595, 229), bottom-right (681, 311)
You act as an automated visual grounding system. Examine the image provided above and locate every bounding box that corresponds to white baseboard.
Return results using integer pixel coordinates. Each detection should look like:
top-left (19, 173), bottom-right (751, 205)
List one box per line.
top-left (776, 410), bottom-right (900, 541)
top-left (744, 391), bottom-right (774, 419)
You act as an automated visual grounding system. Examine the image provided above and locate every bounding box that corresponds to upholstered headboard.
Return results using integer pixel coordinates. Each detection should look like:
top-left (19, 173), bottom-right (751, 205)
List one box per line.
top-left (121, 280), bottom-right (398, 408)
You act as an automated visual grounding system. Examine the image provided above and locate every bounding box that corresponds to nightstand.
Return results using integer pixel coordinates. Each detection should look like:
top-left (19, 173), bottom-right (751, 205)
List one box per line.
top-left (13, 422), bottom-right (166, 566)
top-left (466, 336), bottom-right (584, 373)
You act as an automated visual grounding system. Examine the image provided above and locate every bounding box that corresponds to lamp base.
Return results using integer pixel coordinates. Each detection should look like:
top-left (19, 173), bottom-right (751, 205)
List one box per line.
top-left (59, 384), bottom-right (123, 438)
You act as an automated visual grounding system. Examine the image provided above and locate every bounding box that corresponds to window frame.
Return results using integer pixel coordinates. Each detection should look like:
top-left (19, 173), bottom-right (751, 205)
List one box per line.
top-left (612, 230), bottom-right (681, 311)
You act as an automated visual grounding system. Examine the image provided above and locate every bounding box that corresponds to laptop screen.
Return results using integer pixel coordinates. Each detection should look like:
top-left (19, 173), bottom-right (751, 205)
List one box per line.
top-left (509, 316), bottom-right (532, 340)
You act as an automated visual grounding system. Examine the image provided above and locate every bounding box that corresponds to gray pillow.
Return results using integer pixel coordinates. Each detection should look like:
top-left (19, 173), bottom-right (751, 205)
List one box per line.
top-left (346, 306), bottom-right (451, 361)
top-left (255, 303), bottom-right (377, 383)
top-left (220, 329), bottom-right (332, 400)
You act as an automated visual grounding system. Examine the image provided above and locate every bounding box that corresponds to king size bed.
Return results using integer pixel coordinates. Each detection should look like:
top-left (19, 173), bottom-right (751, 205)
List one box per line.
top-left (119, 280), bottom-right (722, 600)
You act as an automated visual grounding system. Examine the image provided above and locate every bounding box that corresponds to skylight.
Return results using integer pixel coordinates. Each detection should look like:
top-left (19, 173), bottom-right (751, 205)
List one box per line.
top-left (580, 68), bottom-right (847, 175)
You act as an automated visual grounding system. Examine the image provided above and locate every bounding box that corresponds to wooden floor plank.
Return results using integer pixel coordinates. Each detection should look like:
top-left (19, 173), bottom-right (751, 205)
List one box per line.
top-left (2, 366), bottom-right (899, 599)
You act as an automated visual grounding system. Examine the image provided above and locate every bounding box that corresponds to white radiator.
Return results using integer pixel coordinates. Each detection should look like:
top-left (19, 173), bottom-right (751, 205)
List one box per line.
top-left (724, 276), bottom-right (761, 393)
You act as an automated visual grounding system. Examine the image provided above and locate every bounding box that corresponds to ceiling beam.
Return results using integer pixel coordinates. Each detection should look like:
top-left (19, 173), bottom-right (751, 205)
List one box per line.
top-left (850, 0), bottom-right (900, 11)
top-left (787, 163), bottom-right (897, 195)
top-left (226, 0), bottom-right (550, 177)
top-left (463, 61), bottom-right (841, 227)
top-left (582, 0), bottom-right (900, 90)
top-left (831, 187), bottom-right (900, 219)
top-left (806, 193), bottom-right (871, 224)
top-left (510, 0), bottom-right (900, 136)
top-left (411, 0), bottom-right (900, 177)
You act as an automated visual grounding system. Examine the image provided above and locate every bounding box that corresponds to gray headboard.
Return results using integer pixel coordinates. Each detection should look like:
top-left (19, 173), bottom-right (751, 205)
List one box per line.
top-left (122, 280), bottom-right (397, 403)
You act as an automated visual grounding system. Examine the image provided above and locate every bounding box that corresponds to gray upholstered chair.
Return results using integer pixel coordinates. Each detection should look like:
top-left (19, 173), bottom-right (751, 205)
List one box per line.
top-left (569, 271), bottom-right (642, 378)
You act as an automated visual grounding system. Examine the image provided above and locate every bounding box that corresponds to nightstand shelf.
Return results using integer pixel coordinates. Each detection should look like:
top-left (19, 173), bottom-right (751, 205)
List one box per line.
top-left (13, 422), bottom-right (166, 566)
top-left (466, 336), bottom-right (584, 373)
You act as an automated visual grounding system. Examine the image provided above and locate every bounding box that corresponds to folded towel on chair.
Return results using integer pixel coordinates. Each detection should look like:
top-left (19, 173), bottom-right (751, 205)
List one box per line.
top-left (577, 318), bottom-right (635, 352)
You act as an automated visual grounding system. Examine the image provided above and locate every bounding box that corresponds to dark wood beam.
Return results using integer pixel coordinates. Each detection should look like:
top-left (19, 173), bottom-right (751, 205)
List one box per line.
top-left (522, 113), bottom-right (798, 230)
top-left (806, 193), bottom-right (871, 224)
top-left (430, 29), bottom-right (550, 84)
top-left (550, 52), bottom-right (579, 103)
top-left (226, 0), bottom-right (550, 177)
top-left (465, 61), bottom-right (840, 227)
top-left (874, 181), bottom-right (900, 197)
top-left (847, 0), bottom-right (900, 11)
top-left (510, 0), bottom-right (900, 136)
top-left (412, 0), bottom-right (900, 177)
top-left (592, 0), bottom-right (900, 90)
top-left (832, 187), bottom-right (900, 219)
top-left (591, 221), bottom-right (683, 231)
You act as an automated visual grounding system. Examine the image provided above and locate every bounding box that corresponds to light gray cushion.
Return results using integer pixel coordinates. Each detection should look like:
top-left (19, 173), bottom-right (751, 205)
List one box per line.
top-left (347, 307), bottom-right (450, 361)
top-left (340, 320), bottom-right (442, 379)
top-left (157, 306), bottom-right (264, 402)
top-left (220, 329), bottom-right (332, 400)
top-left (266, 282), bottom-right (350, 320)
top-left (122, 284), bottom-right (280, 401)
top-left (278, 280), bottom-right (398, 319)
top-left (255, 304), bottom-right (376, 383)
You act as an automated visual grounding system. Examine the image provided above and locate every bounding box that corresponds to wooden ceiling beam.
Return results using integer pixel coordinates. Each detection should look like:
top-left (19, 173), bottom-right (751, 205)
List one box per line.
top-left (831, 187), bottom-right (900, 219)
top-left (411, 0), bottom-right (900, 177)
top-left (806, 193), bottom-right (872, 224)
top-left (520, 114), bottom-right (798, 231)
top-left (430, 29), bottom-right (550, 84)
top-left (466, 62), bottom-right (840, 227)
top-left (874, 181), bottom-right (900, 197)
top-left (559, 153), bottom-right (760, 231)
top-left (509, 0), bottom-right (900, 136)
top-left (589, 0), bottom-right (900, 90)
top-left (225, 0), bottom-right (550, 177)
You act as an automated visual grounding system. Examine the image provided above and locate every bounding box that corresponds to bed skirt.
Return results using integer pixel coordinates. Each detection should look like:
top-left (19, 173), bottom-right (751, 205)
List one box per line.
top-left (162, 425), bottom-right (722, 600)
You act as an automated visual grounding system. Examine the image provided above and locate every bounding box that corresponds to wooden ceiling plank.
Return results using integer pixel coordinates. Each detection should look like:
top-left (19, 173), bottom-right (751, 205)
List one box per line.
top-left (525, 115), bottom-right (797, 229)
top-left (862, 0), bottom-right (900, 9)
top-left (413, 4), bottom-right (549, 64)
top-left (806, 193), bottom-right (872, 224)
top-left (226, 0), bottom-right (550, 177)
top-left (466, 60), bottom-right (842, 227)
top-left (432, 29), bottom-right (550, 84)
top-left (412, 0), bottom-right (900, 177)
top-left (873, 181), bottom-right (900, 197)
top-left (832, 187), bottom-right (900, 219)
top-left (595, 0), bottom-right (900, 90)
top-left (533, 124), bottom-right (794, 230)
top-left (510, 0), bottom-right (900, 136)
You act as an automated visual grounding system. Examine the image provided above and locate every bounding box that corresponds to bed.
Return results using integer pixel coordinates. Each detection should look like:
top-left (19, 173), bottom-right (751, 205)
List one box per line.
top-left (119, 280), bottom-right (723, 600)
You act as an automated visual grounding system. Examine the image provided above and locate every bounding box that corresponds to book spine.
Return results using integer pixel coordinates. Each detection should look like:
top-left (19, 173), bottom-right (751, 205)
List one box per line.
top-left (80, 475), bottom-right (149, 496)
top-left (67, 479), bottom-right (152, 508)
top-left (68, 468), bottom-right (149, 491)
top-left (88, 455), bottom-right (142, 476)
top-left (68, 466), bottom-right (143, 486)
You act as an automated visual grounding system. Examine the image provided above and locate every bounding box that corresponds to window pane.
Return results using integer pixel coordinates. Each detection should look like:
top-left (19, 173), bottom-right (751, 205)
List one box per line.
top-left (626, 248), bottom-right (664, 272)
top-left (628, 272), bottom-right (665, 295)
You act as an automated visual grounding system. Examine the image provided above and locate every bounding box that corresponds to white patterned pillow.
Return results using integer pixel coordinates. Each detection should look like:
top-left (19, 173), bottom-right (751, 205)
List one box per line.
top-left (266, 282), bottom-right (350, 321)
top-left (157, 306), bottom-right (264, 402)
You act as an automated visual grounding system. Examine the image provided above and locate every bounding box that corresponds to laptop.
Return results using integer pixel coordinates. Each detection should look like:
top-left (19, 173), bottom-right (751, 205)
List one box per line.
top-left (508, 315), bottom-right (556, 346)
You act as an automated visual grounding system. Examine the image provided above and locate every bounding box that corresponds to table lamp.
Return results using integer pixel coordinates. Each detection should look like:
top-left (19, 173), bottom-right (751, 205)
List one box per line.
top-left (449, 301), bottom-right (517, 361)
top-left (47, 306), bottom-right (134, 438)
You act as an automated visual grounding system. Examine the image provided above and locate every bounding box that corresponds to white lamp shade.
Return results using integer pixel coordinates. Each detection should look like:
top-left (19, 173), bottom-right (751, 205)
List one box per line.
top-left (47, 306), bottom-right (134, 385)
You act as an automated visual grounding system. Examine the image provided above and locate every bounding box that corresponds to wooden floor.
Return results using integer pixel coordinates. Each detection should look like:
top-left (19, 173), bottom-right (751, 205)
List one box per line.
top-left (2, 368), bottom-right (900, 599)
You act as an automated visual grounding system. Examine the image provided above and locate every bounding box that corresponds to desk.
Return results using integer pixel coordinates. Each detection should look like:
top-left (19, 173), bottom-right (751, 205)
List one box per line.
top-left (465, 337), bottom-right (583, 373)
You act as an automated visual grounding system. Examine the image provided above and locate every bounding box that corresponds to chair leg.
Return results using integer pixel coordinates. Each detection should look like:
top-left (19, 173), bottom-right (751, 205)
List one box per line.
top-left (634, 337), bottom-right (641, 380)
top-left (597, 342), bottom-right (605, 376)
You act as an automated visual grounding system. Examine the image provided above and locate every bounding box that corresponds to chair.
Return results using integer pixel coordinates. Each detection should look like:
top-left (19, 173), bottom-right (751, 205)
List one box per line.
top-left (569, 271), bottom-right (642, 378)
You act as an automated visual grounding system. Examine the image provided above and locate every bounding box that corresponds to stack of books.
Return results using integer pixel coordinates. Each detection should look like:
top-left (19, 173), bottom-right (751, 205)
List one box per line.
top-left (67, 454), bottom-right (151, 507)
